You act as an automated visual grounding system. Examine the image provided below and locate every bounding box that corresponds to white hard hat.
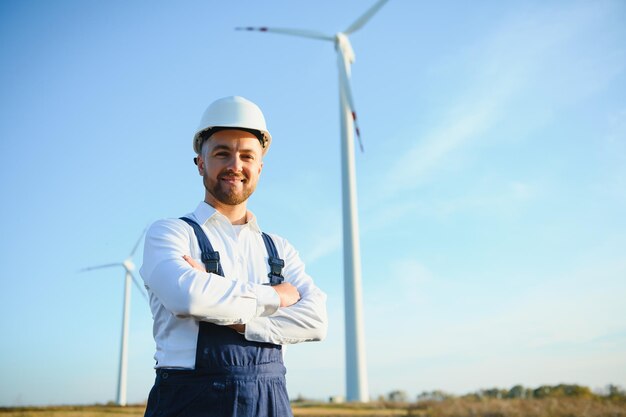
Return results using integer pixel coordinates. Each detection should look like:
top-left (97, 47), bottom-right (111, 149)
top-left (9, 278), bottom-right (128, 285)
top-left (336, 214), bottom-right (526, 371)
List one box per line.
top-left (193, 96), bottom-right (272, 155)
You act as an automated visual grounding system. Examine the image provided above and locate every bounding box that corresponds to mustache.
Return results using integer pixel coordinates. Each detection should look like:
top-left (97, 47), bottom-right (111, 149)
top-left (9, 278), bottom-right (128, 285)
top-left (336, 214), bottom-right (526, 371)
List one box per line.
top-left (219, 170), bottom-right (247, 181)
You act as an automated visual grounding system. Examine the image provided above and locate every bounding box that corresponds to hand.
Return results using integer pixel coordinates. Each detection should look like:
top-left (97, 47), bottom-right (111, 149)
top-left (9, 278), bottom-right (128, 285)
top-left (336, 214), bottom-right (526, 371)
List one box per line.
top-left (182, 256), bottom-right (246, 334)
top-left (182, 255), bottom-right (205, 272)
top-left (183, 255), bottom-right (300, 307)
top-left (228, 324), bottom-right (245, 333)
top-left (272, 282), bottom-right (301, 307)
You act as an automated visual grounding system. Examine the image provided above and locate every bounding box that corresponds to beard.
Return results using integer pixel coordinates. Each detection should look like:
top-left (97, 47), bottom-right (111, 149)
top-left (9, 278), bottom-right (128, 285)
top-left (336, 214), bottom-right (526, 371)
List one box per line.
top-left (203, 169), bottom-right (256, 206)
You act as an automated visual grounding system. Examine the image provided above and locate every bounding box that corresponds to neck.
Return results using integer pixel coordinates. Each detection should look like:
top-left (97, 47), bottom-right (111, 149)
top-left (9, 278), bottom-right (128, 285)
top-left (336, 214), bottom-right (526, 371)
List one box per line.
top-left (204, 197), bottom-right (248, 225)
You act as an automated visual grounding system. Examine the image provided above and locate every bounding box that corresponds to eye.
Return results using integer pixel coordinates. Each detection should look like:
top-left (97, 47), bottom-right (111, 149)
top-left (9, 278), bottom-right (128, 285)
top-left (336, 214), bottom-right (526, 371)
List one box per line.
top-left (239, 152), bottom-right (257, 161)
top-left (214, 151), bottom-right (229, 158)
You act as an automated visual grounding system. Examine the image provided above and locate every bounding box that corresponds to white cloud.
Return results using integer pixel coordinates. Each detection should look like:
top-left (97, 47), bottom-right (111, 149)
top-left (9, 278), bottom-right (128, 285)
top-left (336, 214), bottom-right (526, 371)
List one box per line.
top-left (434, 180), bottom-right (538, 218)
top-left (382, 1), bottom-right (625, 196)
top-left (383, 96), bottom-right (504, 195)
top-left (305, 228), bottom-right (342, 264)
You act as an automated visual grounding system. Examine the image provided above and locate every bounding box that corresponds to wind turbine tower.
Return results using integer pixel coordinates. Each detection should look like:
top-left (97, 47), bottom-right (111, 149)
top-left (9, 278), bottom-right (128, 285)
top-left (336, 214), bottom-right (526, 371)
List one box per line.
top-left (237, 0), bottom-right (389, 402)
top-left (80, 231), bottom-right (148, 406)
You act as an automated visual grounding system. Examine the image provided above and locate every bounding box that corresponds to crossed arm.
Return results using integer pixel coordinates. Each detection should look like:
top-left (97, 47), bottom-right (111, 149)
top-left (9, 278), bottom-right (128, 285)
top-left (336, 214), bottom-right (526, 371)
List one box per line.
top-left (182, 255), bottom-right (301, 333)
top-left (142, 219), bottom-right (327, 345)
top-left (181, 242), bottom-right (328, 345)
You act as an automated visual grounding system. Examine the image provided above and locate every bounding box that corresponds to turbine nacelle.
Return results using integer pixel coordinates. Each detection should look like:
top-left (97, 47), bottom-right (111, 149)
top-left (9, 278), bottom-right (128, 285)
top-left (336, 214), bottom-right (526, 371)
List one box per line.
top-left (123, 259), bottom-right (135, 272)
top-left (233, 0), bottom-right (390, 154)
top-left (335, 33), bottom-right (356, 66)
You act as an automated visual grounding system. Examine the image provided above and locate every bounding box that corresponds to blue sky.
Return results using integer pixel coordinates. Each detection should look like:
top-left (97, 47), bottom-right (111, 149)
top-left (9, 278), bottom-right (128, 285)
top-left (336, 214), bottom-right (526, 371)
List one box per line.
top-left (1, 0), bottom-right (625, 407)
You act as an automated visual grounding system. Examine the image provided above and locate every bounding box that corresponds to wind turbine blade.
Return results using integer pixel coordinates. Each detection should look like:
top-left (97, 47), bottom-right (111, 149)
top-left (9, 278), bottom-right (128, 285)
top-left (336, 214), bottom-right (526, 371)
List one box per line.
top-left (337, 51), bottom-right (364, 152)
top-left (344, 0), bottom-right (389, 35)
top-left (235, 26), bottom-right (333, 41)
top-left (130, 272), bottom-right (149, 303)
top-left (79, 263), bottom-right (122, 272)
top-left (129, 226), bottom-right (148, 258)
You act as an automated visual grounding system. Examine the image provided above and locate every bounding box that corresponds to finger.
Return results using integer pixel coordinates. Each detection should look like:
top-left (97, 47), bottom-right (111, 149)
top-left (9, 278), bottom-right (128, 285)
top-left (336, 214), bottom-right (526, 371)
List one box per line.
top-left (182, 255), bottom-right (203, 270)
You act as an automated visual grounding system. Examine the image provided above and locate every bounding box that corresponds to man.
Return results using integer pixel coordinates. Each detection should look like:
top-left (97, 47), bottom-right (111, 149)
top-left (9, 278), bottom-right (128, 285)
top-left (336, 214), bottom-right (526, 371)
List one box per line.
top-left (140, 96), bottom-right (328, 417)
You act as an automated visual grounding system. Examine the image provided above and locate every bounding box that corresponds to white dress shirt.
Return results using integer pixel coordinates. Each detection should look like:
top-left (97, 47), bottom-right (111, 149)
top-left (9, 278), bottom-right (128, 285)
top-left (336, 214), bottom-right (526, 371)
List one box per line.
top-left (140, 202), bottom-right (328, 369)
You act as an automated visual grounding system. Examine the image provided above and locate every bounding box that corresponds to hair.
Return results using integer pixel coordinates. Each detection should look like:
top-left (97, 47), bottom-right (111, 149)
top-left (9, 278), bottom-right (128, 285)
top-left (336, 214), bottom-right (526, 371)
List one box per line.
top-left (200, 138), bottom-right (211, 162)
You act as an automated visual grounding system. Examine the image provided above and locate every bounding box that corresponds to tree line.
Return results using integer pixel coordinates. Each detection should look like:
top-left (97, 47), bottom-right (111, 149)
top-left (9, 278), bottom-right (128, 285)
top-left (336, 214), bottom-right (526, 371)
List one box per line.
top-left (381, 383), bottom-right (626, 403)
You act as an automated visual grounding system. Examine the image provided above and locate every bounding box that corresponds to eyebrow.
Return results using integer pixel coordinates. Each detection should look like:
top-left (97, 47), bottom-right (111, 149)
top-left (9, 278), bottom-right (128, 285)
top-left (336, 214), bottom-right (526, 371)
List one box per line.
top-left (211, 144), bottom-right (260, 155)
top-left (211, 145), bottom-right (232, 152)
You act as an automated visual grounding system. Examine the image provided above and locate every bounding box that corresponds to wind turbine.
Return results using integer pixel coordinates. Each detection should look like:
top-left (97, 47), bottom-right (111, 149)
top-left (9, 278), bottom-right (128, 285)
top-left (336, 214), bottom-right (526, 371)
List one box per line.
top-left (80, 230), bottom-right (148, 406)
top-left (237, 0), bottom-right (389, 402)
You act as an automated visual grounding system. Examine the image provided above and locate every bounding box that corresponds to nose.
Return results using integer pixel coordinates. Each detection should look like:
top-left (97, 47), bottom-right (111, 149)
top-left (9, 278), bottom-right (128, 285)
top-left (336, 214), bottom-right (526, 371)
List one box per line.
top-left (226, 154), bottom-right (243, 172)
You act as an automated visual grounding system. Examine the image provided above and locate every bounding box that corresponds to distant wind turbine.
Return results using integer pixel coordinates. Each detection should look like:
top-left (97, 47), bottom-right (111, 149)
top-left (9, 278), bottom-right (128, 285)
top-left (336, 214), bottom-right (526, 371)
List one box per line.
top-left (79, 230), bottom-right (148, 406)
top-left (237, 0), bottom-right (389, 402)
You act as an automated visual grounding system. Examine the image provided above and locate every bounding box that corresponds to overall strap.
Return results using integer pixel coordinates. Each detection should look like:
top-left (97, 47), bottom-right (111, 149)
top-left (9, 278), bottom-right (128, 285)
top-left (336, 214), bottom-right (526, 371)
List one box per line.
top-left (262, 232), bottom-right (285, 286)
top-left (180, 216), bottom-right (284, 286)
top-left (179, 217), bottom-right (224, 276)
top-left (180, 217), bottom-right (286, 371)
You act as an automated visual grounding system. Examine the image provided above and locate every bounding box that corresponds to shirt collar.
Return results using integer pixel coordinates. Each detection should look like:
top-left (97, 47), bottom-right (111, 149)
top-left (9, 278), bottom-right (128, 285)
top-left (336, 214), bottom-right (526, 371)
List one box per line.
top-left (192, 201), bottom-right (261, 233)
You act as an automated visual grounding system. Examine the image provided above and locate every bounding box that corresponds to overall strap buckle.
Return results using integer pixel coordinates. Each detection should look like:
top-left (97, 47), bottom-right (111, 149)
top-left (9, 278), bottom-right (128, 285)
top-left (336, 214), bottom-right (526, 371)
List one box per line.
top-left (267, 257), bottom-right (285, 286)
top-left (179, 217), bottom-right (224, 277)
top-left (262, 232), bottom-right (285, 286)
top-left (201, 251), bottom-right (221, 275)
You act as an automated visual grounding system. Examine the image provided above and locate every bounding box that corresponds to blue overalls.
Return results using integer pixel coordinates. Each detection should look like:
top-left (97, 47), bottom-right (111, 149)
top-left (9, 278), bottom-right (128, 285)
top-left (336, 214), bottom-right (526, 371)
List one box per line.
top-left (144, 218), bottom-right (293, 417)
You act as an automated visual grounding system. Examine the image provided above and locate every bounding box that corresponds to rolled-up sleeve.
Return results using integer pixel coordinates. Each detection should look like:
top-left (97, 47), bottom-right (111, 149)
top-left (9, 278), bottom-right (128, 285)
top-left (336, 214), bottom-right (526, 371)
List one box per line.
top-left (245, 237), bottom-right (328, 345)
top-left (140, 219), bottom-right (280, 325)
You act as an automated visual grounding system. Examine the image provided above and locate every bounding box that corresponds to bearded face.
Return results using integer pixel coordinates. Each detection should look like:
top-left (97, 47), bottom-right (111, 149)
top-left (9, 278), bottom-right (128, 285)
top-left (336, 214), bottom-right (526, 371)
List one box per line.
top-left (203, 166), bottom-right (256, 206)
top-left (198, 130), bottom-right (263, 209)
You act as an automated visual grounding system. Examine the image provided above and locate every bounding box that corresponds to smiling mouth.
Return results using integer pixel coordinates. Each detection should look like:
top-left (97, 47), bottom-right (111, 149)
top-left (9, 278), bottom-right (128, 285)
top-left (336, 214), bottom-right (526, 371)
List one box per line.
top-left (220, 175), bottom-right (246, 184)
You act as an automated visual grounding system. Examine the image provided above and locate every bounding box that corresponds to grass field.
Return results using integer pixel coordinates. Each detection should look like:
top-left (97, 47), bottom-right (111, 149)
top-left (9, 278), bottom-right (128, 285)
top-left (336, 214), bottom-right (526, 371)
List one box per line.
top-left (1, 398), bottom-right (626, 417)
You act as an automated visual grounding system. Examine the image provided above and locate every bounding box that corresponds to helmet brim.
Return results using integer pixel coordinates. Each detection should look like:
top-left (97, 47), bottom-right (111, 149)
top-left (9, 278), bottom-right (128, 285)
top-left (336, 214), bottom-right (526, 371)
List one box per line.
top-left (193, 126), bottom-right (272, 155)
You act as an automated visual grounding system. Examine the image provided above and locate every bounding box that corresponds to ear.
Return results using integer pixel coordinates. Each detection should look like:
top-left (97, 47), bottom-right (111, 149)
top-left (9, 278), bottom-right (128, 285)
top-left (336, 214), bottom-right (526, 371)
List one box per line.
top-left (196, 155), bottom-right (205, 176)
